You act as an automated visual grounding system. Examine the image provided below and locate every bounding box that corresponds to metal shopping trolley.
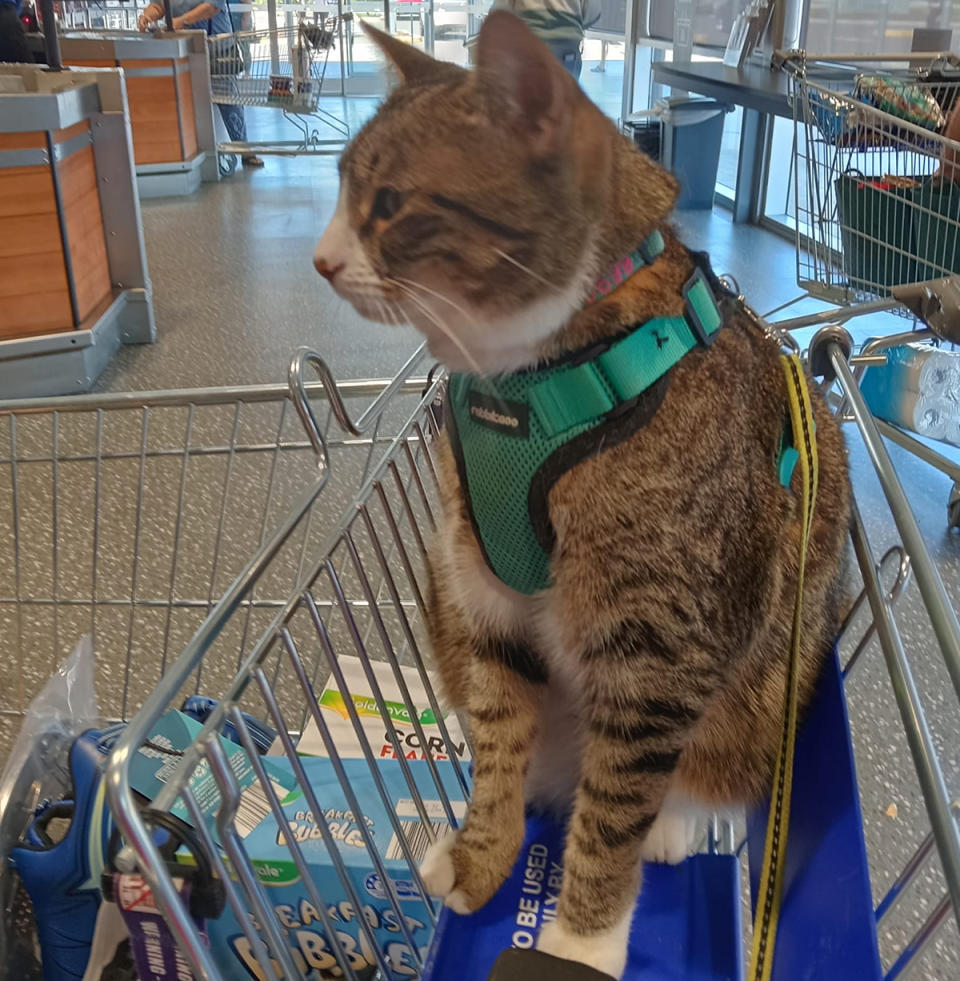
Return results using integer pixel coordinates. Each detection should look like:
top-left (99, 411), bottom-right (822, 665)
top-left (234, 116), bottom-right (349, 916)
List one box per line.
top-left (775, 49), bottom-right (960, 304)
top-left (209, 12), bottom-right (351, 174)
top-left (770, 49), bottom-right (960, 528)
top-left (2, 320), bottom-right (960, 980)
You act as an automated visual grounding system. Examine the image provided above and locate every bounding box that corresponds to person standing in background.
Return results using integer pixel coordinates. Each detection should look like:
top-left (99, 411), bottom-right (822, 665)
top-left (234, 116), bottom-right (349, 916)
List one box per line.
top-left (491, 0), bottom-right (601, 79)
top-left (591, 38), bottom-right (608, 72)
top-left (138, 0), bottom-right (264, 167)
top-left (0, 0), bottom-right (30, 62)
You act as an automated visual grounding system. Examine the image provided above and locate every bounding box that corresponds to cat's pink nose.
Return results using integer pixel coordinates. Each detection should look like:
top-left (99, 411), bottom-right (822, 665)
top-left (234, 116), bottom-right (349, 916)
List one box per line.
top-left (314, 257), bottom-right (344, 281)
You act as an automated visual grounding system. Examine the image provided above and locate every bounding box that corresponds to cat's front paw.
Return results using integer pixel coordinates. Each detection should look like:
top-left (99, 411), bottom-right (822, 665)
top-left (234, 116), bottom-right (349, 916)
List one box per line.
top-left (420, 833), bottom-right (467, 911)
top-left (420, 829), bottom-right (518, 914)
top-left (639, 800), bottom-right (699, 865)
top-left (537, 914), bottom-right (632, 979)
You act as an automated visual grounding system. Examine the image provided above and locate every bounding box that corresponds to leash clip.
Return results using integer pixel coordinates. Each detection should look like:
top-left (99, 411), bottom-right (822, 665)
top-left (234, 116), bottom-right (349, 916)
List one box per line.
top-left (718, 275), bottom-right (801, 356)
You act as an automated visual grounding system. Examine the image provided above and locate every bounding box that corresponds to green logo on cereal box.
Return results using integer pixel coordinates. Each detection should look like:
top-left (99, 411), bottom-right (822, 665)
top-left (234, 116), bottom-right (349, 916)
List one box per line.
top-left (252, 858), bottom-right (300, 886)
top-left (319, 689), bottom-right (440, 726)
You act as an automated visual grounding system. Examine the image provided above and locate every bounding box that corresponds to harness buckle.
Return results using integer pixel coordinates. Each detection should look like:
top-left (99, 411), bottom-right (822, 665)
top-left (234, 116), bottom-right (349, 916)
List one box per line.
top-left (682, 267), bottom-right (723, 348)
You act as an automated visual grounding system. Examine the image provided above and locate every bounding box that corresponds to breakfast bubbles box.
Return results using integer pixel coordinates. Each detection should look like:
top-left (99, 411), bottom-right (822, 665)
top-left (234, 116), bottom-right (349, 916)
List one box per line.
top-left (131, 656), bottom-right (471, 980)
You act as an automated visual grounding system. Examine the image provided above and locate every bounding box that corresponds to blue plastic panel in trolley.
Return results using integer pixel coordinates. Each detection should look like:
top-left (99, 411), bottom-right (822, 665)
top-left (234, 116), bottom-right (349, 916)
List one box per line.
top-left (746, 647), bottom-right (883, 981)
top-left (422, 816), bottom-right (741, 981)
top-left (424, 647), bottom-right (881, 981)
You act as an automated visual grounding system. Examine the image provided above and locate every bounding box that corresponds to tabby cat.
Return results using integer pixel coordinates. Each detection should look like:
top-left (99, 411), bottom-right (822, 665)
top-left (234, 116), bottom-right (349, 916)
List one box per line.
top-left (313, 14), bottom-right (851, 978)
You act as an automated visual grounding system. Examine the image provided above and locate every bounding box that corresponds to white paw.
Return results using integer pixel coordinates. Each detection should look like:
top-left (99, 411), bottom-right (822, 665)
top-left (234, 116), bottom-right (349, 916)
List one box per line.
top-left (640, 802), bottom-right (699, 865)
top-left (537, 915), bottom-right (631, 979)
top-left (445, 889), bottom-right (472, 915)
top-left (420, 832), bottom-right (477, 913)
top-left (420, 832), bottom-right (457, 898)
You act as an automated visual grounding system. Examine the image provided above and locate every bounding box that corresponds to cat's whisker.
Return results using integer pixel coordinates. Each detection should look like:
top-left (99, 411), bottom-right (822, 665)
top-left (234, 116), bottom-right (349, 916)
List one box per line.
top-left (388, 280), bottom-right (485, 376)
top-left (388, 285), bottom-right (523, 417)
top-left (491, 248), bottom-right (574, 300)
top-left (389, 276), bottom-right (479, 328)
top-left (388, 286), bottom-right (522, 418)
top-left (381, 298), bottom-right (403, 325)
top-left (387, 301), bottom-right (415, 331)
top-left (373, 297), bottom-right (394, 327)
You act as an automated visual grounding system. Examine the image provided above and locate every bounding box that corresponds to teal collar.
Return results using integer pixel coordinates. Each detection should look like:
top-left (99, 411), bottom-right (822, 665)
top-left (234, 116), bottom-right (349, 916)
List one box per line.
top-left (584, 230), bottom-right (665, 306)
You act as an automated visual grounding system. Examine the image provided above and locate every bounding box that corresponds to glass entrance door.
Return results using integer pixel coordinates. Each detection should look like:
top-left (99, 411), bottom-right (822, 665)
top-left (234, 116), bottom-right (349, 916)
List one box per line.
top-left (335, 0), bottom-right (483, 96)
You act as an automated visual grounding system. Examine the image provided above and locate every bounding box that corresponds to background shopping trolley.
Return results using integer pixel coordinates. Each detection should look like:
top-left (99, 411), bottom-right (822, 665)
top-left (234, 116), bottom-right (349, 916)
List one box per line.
top-left (769, 49), bottom-right (960, 529)
top-left (0, 302), bottom-right (957, 979)
top-left (209, 12), bottom-right (351, 175)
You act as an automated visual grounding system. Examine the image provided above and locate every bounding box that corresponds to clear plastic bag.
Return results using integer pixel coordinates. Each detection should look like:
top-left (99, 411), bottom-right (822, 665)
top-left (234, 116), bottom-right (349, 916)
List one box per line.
top-left (0, 636), bottom-right (99, 979)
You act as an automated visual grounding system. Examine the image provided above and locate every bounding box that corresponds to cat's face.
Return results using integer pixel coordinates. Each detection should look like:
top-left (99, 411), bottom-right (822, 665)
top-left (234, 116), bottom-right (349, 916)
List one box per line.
top-left (314, 14), bottom-right (612, 372)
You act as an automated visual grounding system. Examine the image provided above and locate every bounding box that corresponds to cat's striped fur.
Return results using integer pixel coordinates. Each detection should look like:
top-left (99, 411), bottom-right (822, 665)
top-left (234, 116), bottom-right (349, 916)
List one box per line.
top-left (314, 14), bottom-right (851, 977)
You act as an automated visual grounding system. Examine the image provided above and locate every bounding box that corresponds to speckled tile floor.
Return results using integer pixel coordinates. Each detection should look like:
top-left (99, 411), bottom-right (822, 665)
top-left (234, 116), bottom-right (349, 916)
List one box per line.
top-left (3, 102), bottom-right (960, 977)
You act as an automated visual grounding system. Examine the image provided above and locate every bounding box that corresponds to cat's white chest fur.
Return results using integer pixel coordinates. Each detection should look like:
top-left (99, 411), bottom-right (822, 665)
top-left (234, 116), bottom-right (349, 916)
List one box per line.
top-left (443, 529), bottom-right (586, 810)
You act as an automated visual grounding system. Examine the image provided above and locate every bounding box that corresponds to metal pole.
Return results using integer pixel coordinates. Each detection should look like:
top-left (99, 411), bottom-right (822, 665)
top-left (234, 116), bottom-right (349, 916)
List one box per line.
top-left (162, 0), bottom-right (174, 30)
top-left (267, 0), bottom-right (280, 74)
top-left (772, 295), bottom-right (902, 333)
top-left (620, 0), bottom-right (639, 125)
top-left (847, 497), bottom-right (960, 929)
top-left (829, 342), bottom-right (960, 705)
top-left (36, 0), bottom-right (62, 71)
top-left (337, 0), bottom-right (347, 95)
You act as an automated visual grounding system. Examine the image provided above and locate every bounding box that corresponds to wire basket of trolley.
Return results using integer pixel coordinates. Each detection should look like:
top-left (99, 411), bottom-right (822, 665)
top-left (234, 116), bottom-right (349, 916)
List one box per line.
top-left (770, 49), bottom-right (960, 529)
top-left (0, 353), bottom-right (432, 981)
top-left (2, 287), bottom-right (960, 981)
top-left (209, 13), bottom-right (350, 166)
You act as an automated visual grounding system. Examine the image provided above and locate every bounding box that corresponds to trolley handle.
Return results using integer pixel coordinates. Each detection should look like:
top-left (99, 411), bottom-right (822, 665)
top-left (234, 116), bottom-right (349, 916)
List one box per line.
top-left (288, 343), bottom-right (429, 463)
top-left (774, 47), bottom-right (960, 77)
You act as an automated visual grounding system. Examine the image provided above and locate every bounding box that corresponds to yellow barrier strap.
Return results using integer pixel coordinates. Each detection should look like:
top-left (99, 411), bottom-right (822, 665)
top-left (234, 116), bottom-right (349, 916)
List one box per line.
top-left (748, 354), bottom-right (820, 981)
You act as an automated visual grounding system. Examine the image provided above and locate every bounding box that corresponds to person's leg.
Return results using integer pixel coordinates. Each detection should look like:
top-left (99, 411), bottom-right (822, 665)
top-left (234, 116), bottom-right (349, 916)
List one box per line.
top-left (218, 101), bottom-right (246, 142)
top-left (217, 102), bottom-right (263, 167)
top-left (0, 5), bottom-right (31, 63)
top-left (545, 39), bottom-right (582, 80)
top-left (591, 38), bottom-right (608, 72)
top-left (572, 43), bottom-right (582, 80)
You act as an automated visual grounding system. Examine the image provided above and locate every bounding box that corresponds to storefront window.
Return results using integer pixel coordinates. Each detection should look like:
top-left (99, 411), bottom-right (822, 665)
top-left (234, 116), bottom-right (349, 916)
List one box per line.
top-left (646, 0), bottom-right (745, 46)
top-left (805, 0), bottom-right (960, 55)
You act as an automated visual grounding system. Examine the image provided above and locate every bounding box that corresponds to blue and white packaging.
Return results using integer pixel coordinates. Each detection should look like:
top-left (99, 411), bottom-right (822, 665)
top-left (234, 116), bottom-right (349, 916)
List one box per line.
top-left (293, 655), bottom-right (469, 764)
top-left (202, 755), bottom-right (467, 979)
top-left (860, 341), bottom-right (960, 446)
top-left (129, 709), bottom-right (469, 980)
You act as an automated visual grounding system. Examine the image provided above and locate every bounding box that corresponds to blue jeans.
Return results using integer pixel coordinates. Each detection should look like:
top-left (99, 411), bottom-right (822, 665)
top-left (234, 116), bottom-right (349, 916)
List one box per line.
top-left (218, 101), bottom-right (247, 142)
top-left (546, 39), bottom-right (582, 80)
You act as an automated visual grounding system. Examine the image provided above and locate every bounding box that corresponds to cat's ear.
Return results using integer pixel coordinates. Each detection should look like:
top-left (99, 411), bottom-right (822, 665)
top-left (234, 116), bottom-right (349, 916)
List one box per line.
top-left (475, 10), bottom-right (574, 155)
top-left (361, 20), bottom-right (441, 84)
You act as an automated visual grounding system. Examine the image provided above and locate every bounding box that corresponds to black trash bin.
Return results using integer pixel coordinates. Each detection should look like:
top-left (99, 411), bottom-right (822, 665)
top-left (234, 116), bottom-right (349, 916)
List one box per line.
top-left (659, 98), bottom-right (733, 209)
top-left (624, 116), bottom-right (662, 160)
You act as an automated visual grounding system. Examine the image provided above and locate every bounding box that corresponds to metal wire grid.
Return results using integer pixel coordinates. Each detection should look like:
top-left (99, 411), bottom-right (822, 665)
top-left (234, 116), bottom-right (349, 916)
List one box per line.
top-left (95, 326), bottom-right (960, 979)
top-left (57, 0), bottom-right (141, 31)
top-left (788, 58), bottom-right (960, 306)
top-left (0, 335), bottom-right (955, 977)
top-left (0, 356), bottom-right (428, 751)
top-left (209, 22), bottom-right (338, 113)
top-left (102, 352), bottom-right (466, 980)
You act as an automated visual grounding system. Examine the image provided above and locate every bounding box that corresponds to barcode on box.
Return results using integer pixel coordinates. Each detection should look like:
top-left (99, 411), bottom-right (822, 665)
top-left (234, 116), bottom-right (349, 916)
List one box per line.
top-left (385, 819), bottom-right (454, 863)
top-left (395, 798), bottom-right (467, 822)
top-left (235, 782), bottom-right (274, 838)
top-left (386, 798), bottom-right (466, 863)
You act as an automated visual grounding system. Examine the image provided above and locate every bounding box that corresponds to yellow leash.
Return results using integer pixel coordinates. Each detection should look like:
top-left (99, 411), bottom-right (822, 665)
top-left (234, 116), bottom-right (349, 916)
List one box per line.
top-left (748, 354), bottom-right (820, 981)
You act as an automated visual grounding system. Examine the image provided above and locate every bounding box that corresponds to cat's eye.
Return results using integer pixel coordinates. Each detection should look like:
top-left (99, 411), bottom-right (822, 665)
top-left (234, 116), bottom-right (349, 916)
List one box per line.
top-left (371, 187), bottom-right (405, 222)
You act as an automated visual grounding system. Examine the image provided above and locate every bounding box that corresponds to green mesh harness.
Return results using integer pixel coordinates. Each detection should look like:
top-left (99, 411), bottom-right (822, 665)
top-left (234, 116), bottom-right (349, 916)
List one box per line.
top-left (446, 242), bottom-right (726, 596)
